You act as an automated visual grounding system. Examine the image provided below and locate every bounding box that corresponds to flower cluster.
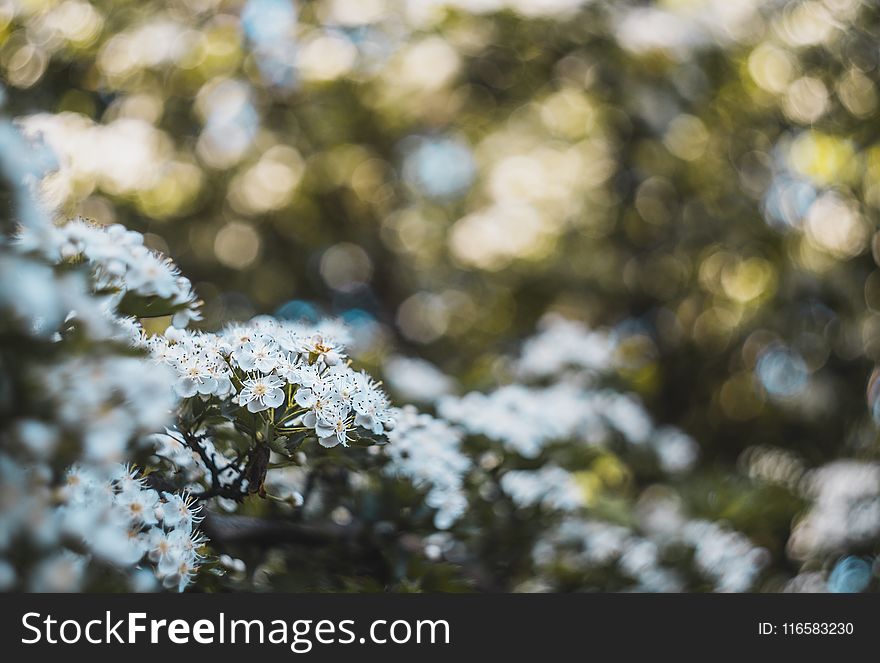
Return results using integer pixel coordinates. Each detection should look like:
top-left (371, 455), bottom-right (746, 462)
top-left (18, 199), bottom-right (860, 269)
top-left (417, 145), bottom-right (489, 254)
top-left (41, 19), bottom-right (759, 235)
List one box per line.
top-left (39, 218), bottom-right (203, 329)
top-left (149, 317), bottom-right (396, 450)
top-left (382, 355), bottom-right (454, 404)
top-left (439, 383), bottom-right (697, 470)
top-left (516, 314), bottom-right (617, 379)
top-left (532, 518), bottom-right (683, 592)
top-left (384, 406), bottom-right (471, 529)
top-left (439, 383), bottom-right (594, 458)
top-left (532, 504), bottom-right (769, 593)
top-left (0, 120), bottom-right (199, 591)
top-left (42, 357), bottom-right (177, 464)
top-left (500, 467), bottom-right (584, 512)
top-left (438, 316), bottom-right (698, 472)
top-left (679, 520), bottom-right (769, 593)
top-left (58, 464), bottom-right (206, 591)
top-left (0, 125), bottom-right (119, 342)
top-left (788, 460), bottom-right (880, 560)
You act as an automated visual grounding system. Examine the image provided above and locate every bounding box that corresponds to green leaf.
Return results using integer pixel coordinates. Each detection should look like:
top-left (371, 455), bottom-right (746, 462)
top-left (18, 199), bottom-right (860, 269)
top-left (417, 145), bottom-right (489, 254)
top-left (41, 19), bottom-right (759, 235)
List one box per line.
top-left (117, 291), bottom-right (184, 319)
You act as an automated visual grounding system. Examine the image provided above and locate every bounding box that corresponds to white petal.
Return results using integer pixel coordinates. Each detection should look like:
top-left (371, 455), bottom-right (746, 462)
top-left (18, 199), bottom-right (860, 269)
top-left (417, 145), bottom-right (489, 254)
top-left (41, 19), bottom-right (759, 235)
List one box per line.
top-left (294, 388), bottom-right (315, 407)
top-left (315, 422), bottom-right (335, 438)
top-left (197, 377), bottom-right (217, 395)
top-left (263, 388), bottom-right (285, 408)
top-left (174, 378), bottom-right (198, 398)
top-left (247, 399), bottom-right (268, 413)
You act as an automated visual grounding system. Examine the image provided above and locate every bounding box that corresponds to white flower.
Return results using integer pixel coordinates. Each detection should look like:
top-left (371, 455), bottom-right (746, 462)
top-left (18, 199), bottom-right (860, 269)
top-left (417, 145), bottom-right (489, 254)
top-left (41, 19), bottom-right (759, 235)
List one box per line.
top-left (147, 528), bottom-right (175, 563)
top-left (327, 367), bottom-right (358, 403)
top-left (274, 352), bottom-right (301, 382)
top-left (501, 467), bottom-right (584, 512)
top-left (237, 375), bottom-right (285, 412)
top-left (353, 390), bottom-right (394, 435)
top-left (205, 362), bottom-right (234, 397)
top-left (305, 399), bottom-right (352, 448)
top-left (300, 332), bottom-right (344, 366)
top-left (124, 252), bottom-right (178, 299)
top-left (384, 406), bottom-right (470, 529)
top-left (117, 486), bottom-right (160, 526)
top-left (517, 314), bottom-right (616, 378)
top-left (234, 339), bottom-right (279, 373)
top-left (651, 427), bottom-right (699, 473)
top-left (293, 383), bottom-right (320, 408)
top-left (112, 463), bottom-right (148, 495)
top-left (158, 492), bottom-right (202, 530)
top-left (174, 355), bottom-right (217, 397)
top-left (90, 523), bottom-right (147, 566)
top-left (383, 355), bottom-right (453, 404)
top-left (158, 556), bottom-right (198, 593)
top-left (294, 362), bottom-right (322, 387)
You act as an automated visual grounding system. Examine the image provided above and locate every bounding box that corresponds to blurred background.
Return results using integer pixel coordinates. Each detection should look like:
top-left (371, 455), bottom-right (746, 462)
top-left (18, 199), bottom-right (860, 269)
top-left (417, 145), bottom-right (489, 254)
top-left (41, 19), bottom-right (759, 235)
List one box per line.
top-left (4, 0), bottom-right (880, 590)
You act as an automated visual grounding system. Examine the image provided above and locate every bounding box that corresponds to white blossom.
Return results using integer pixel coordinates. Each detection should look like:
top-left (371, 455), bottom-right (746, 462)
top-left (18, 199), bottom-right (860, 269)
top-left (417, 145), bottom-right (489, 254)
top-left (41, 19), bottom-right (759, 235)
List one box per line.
top-left (237, 375), bottom-right (286, 412)
top-left (501, 467), bottom-right (584, 511)
top-left (56, 464), bottom-right (206, 592)
top-left (384, 406), bottom-right (471, 529)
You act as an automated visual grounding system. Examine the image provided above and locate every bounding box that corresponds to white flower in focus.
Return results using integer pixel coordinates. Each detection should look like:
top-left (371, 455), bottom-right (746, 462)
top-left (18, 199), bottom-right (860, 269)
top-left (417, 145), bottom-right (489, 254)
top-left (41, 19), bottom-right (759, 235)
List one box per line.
top-left (274, 352), bottom-right (301, 382)
top-left (305, 399), bottom-right (352, 448)
top-left (174, 355), bottom-right (217, 397)
top-left (353, 390), bottom-right (394, 435)
top-left (299, 332), bottom-right (344, 366)
top-left (237, 375), bottom-right (286, 412)
top-left (292, 377), bottom-right (328, 407)
top-left (234, 339), bottom-right (280, 373)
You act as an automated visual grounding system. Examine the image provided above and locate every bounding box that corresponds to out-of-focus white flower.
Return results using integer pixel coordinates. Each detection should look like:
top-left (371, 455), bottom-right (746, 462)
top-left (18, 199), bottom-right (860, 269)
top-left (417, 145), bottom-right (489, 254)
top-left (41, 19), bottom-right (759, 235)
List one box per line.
top-left (29, 552), bottom-right (87, 592)
top-left (681, 520), bottom-right (769, 593)
top-left (438, 317), bottom-right (699, 475)
top-left (788, 461), bottom-right (880, 559)
top-left (651, 427), bottom-right (699, 474)
top-left (383, 355), bottom-right (454, 404)
top-left (384, 406), bottom-right (471, 529)
top-left (500, 466), bottom-right (584, 511)
top-left (516, 314), bottom-right (616, 378)
top-left (56, 464), bottom-right (207, 592)
top-left (40, 219), bottom-right (203, 328)
top-left (533, 511), bottom-right (767, 593)
top-left (42, 356), bottom-right (177, 464)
